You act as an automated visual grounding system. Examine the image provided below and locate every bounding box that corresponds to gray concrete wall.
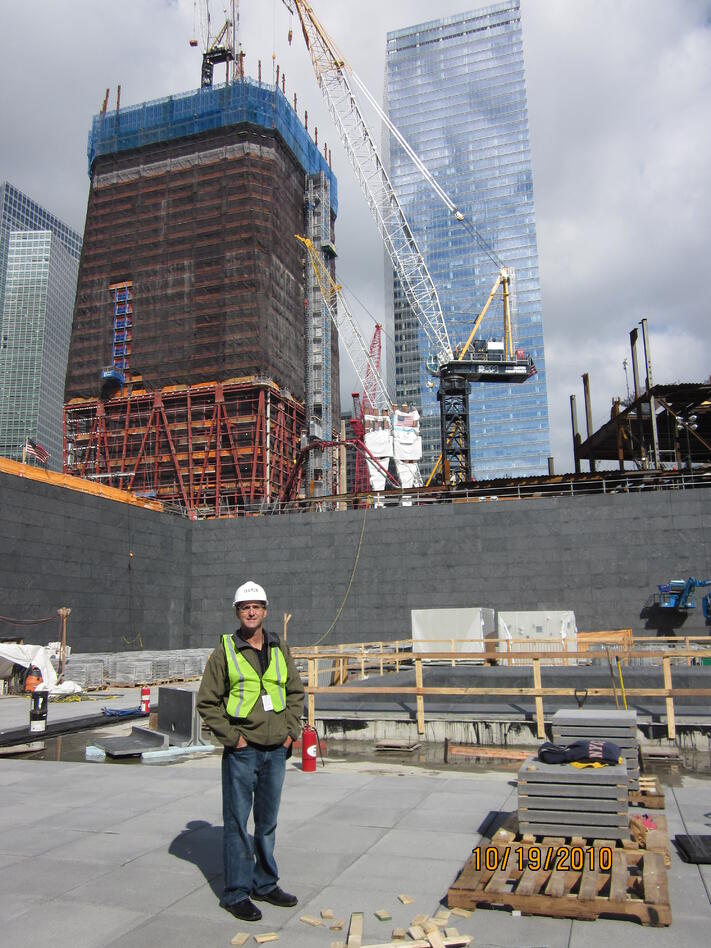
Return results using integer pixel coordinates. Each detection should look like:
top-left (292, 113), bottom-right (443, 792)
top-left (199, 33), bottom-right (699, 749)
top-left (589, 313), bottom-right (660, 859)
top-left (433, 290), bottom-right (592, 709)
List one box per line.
top-left (0, 471), bottom-right (190, 652)
top-left (1, 468), bottom-right (709, 651)
top-left (191, 490), bottom-right (711, 648)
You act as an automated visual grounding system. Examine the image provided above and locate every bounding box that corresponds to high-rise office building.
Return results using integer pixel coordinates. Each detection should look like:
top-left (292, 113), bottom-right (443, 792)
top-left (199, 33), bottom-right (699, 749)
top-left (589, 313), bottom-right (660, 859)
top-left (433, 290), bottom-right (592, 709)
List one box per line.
top-left (386, 1), bottom-right (551, 479)
top-left (0, 183), bottom-right (81, 470)
top-left (63, 80), bottom-right (339, 513)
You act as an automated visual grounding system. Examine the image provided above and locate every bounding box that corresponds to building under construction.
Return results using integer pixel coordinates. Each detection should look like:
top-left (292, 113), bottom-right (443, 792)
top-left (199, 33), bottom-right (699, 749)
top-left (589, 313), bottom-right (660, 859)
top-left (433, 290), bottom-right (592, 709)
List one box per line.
top-left (64, 78), bottom-right (339, 514)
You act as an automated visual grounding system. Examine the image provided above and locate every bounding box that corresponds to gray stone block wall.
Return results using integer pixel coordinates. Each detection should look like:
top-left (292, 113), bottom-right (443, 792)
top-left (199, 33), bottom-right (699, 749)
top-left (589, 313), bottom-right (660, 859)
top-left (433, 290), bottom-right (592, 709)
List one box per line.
top-left (1, 469), bottom-right (709, 651)
top-left (0, 472), bottom-right (190, 652)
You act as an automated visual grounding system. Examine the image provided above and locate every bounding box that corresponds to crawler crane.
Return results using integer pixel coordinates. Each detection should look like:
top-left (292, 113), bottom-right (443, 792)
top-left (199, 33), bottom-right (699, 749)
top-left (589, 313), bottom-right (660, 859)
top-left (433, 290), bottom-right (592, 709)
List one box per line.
top-left (283, 0), bottom-right (536, 485)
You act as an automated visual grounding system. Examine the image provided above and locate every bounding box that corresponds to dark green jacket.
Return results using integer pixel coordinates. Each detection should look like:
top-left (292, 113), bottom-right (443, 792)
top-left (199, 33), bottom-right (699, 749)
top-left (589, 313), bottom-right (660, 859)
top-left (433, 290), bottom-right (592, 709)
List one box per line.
top-left (197, 627), bottom-right (304, 748)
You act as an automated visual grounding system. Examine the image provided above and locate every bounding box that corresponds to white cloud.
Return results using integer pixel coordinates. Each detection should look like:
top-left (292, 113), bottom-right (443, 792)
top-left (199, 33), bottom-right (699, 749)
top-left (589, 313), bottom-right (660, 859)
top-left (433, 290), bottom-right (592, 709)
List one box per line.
top-left (1, 0), bottom-right (708, 473)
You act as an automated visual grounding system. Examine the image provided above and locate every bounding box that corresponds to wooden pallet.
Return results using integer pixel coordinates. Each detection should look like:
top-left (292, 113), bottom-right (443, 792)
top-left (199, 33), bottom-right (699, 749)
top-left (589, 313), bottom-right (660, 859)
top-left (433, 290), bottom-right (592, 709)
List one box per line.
top-left (448, 815), bottom-right (671, 926)
top-left (626, 813), bottom-right (671, 867)
top-left (497, 811), bottom-right (670, 868)
top-left (629, 775), bottom-right (665, 809)
top-left (107, 678), bottom-right (176, 688)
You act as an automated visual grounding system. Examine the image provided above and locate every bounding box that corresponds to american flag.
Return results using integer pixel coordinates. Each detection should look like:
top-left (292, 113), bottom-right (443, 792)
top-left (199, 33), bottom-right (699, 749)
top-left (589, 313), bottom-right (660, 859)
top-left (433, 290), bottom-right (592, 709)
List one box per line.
top-left (25, 438), bottom-right (50, 465)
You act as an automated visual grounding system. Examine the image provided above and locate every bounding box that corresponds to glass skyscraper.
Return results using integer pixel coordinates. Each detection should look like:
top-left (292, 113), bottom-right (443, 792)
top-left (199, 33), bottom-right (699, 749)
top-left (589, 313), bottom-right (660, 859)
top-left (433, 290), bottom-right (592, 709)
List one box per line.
top-left (385, 0), bottom-right (551, 479)
top-left (0, 183), bottom-right (82, 470)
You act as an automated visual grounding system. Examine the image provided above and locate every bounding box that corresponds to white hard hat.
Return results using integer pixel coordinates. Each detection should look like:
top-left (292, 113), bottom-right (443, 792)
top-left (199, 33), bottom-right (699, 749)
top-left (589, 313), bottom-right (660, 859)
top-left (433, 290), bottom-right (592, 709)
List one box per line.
top-left (233, 581), bottom-right (268, 606)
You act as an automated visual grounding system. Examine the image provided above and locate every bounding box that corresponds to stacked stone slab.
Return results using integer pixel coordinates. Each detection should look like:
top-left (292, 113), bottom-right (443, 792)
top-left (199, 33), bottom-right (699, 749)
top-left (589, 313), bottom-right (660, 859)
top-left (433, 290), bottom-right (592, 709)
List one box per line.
top-left (518, 755), bottom-right (630, 839)
top-left (552, 708), bottom-right (639, 790)
top-left (67, 649), bottom-right (212, 686)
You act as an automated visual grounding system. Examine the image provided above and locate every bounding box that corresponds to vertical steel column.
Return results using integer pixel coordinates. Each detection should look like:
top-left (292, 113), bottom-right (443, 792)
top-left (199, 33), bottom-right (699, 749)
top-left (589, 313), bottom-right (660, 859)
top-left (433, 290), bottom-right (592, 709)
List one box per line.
top-left (438, 371), bottom-right (471, 486)
top-left (569, 394), bottom-right (581, 474)
top-left (640, 318), bottom-right (660, 469)
top-left (582, 373), bottom-right (596, 473)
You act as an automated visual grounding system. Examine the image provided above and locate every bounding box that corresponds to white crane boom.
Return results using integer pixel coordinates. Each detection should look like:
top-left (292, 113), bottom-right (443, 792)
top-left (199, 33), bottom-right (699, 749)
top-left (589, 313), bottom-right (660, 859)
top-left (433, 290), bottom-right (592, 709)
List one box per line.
top-left (296, 235), bottom-right (392, 412)
top-left (283, 0), bottom-right (453, 366)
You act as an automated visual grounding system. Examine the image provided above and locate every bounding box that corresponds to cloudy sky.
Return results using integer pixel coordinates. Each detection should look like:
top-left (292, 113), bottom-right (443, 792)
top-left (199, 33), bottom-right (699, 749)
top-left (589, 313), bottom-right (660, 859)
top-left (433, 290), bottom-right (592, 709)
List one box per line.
top-left (1, 0), bottom-right (709, 472)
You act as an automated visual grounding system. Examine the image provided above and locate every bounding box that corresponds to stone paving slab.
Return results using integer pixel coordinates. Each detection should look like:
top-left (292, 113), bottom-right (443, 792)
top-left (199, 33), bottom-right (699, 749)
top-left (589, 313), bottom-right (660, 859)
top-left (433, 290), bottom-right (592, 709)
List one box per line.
top-left (0, 753), bottom-right (708, 947)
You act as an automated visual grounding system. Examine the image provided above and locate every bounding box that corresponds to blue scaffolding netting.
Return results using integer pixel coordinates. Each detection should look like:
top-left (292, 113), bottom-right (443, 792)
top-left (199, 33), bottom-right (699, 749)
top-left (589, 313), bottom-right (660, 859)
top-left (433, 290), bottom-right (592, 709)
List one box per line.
top-left (88, 78), bottom-right (338, 213)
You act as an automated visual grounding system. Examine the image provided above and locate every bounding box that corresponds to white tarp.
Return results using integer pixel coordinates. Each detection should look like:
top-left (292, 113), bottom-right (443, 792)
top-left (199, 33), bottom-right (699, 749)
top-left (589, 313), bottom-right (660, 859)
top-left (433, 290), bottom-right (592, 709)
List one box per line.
top-left (393, 435), bottom-right (422, 461)
top-left (497, 611), bottom-right (578, 664)
top-left (365, 455), bottom-right (388, 491)
top-left (392, 410), bottom-right (422, 461)
top-left (363, 427), bottom-right (392, 458)
top-left (411, 607), bottom-right (496, 654)
top-left (0, 643), bottom-right (82, 694)
top-left (395, 459), bottom-right (420, 489)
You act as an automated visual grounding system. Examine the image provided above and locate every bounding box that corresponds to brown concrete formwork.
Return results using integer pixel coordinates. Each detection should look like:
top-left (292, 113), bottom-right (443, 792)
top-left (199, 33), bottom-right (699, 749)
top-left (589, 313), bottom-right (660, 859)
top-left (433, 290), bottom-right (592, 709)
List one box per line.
top-left (65, 124), bottom-right (335, 404)
top-left (64, 378), bottom-right (304, 518)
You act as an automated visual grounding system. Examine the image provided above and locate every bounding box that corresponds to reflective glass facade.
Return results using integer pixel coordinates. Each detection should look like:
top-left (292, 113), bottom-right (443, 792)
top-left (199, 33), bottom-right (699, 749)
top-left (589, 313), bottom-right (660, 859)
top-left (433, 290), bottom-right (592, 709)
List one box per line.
top-left (386, 1), bottom-right (551, 478)
top-left (0, 184), bottom-right (81, 470)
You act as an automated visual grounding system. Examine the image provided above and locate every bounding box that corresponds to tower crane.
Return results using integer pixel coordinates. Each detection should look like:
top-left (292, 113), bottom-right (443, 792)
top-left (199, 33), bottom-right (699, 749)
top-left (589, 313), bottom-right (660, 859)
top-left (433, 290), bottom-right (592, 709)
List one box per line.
top-left (190, 1), bottom-right (238, 88)
top-left (296, 235), bottom-right (391, 413)
top-left (282, 0), bottom-right (536, 486)
top-left (351, 324), bottom-right (384, 493)
top-left (296, 237), bottom-right (405, 496)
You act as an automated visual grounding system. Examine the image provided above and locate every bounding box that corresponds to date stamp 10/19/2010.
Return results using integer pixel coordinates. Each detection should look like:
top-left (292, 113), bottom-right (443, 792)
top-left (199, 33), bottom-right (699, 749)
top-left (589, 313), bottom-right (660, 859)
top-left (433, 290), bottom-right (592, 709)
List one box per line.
top-left (472, 845), bottom-right (615, 873)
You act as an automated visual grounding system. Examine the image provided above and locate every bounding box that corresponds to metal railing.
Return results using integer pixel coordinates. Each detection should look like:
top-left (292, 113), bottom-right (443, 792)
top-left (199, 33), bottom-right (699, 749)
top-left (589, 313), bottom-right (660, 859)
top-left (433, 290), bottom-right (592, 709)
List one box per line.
top-left (265, 467), bottom-right (711, 516)
top-left (292, 637), bottom-right (711, 741)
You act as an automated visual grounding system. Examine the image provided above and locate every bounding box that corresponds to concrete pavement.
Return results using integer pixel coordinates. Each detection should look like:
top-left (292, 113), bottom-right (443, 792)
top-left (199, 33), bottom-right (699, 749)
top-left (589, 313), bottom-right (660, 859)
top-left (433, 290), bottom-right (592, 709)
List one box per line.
top-left (0, 737), bottom-right (710, 947)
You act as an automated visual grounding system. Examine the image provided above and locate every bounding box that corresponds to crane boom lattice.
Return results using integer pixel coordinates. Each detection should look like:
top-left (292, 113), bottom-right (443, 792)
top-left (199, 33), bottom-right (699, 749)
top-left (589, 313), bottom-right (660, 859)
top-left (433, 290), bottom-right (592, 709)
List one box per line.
top-left (296, 236), bottom-right (391, 411)
top-left (285, 0), bottom-right (452, 365)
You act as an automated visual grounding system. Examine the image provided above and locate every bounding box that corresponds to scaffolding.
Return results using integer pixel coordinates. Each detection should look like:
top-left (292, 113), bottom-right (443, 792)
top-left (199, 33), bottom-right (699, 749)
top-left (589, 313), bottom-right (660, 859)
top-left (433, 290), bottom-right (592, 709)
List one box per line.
top-left (67, 77), bottom-right (340, 406)
top-left (64, 378), bottom-right (304, 518)
top-left (303, 171), bottom-right (337, 494)
top-left (88, 78), bottom-right (337, 207)
top-left (110, 281), bottom-right (132, 374)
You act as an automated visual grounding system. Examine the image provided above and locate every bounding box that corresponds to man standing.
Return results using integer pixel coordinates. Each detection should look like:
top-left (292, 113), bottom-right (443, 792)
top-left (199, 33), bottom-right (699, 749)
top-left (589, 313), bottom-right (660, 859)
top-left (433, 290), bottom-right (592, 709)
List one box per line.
top-left (197, 580), bottom-right (304, 922)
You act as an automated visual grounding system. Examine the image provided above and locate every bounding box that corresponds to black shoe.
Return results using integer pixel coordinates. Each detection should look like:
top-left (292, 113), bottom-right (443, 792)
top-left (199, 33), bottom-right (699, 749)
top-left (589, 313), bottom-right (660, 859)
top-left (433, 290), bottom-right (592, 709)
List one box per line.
top-left (220, 898), bottom-right (262, 921)
top-left (251, 886), bottom-right (298, 907)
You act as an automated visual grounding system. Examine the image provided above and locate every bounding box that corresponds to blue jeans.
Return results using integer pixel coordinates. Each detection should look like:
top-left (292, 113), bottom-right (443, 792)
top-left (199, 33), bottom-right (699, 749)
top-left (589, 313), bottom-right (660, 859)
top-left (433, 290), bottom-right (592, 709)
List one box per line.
top-left (221, 744), bottom-right (287, 904)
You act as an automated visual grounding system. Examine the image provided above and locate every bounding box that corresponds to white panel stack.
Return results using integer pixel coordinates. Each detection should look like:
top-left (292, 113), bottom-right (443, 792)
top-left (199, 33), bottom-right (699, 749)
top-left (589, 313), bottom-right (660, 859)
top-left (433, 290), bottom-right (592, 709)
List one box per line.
top-left (552, 708), bottom-right (639, 790)
top-left (411, 608), bottom-right (495, 655)
top-left (497, 610), bottom-right (577, 664)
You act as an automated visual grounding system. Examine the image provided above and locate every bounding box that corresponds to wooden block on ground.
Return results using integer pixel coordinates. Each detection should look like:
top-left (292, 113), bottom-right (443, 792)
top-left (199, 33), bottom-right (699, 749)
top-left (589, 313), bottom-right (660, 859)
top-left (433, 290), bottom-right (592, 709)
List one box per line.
top-left (363, 937), bottom-right (472, 948)
top-left (392, 928), bottom-right (407, 940)
top-left (347, 912), bottom-right (364, 948)
top-left (299, 914), bottom-right (322, 927)
top-left (398, 893), bottom-right (414, 905)
top-left (449, 907), bottom-right (473, 918)
top-left (375, 909), bottom-right (392, 921)
top-left (411, 913), bottom-right (428, 925)
top-left (424, 919), bottom-right (441, 933)
top-left (231, 935), bottom-right (250, 946)
top-left (408, 925), bottom-right (426, 939)
top-left (330, 919), bottom-right (345, 931)
top-left (321, 908), bottom-right (335, 919)
top-left (254, 935), bottom-right (279, 945)
top-left (444, 928), bottom-right (460, 938)
top-left (427, 931), bottom-right (446, 948)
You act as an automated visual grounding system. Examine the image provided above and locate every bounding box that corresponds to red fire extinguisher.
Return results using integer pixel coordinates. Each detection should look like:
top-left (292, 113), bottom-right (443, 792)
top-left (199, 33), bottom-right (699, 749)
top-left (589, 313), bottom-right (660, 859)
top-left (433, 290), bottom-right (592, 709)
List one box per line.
top-left (140, 686), bottom-right (151, 714)
top-left (301, 724), bottom-right (318, 772)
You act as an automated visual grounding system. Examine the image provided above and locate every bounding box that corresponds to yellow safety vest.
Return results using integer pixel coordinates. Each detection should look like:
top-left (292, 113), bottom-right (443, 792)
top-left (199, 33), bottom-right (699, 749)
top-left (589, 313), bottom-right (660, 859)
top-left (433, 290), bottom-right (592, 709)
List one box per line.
top-left (223, 634), bottom-right (287, 719)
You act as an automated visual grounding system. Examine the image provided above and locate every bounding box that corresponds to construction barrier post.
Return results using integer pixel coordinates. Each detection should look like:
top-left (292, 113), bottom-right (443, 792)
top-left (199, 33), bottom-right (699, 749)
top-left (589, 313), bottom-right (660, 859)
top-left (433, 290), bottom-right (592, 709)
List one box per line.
top-left (307, 658), bottom-right (315, 728)
top-left (663, 656), bottom-right (676, 739)
top-left (415, 657), bottom-right (425, 736)
top-left (532, 658), bottom-right (545, 739)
